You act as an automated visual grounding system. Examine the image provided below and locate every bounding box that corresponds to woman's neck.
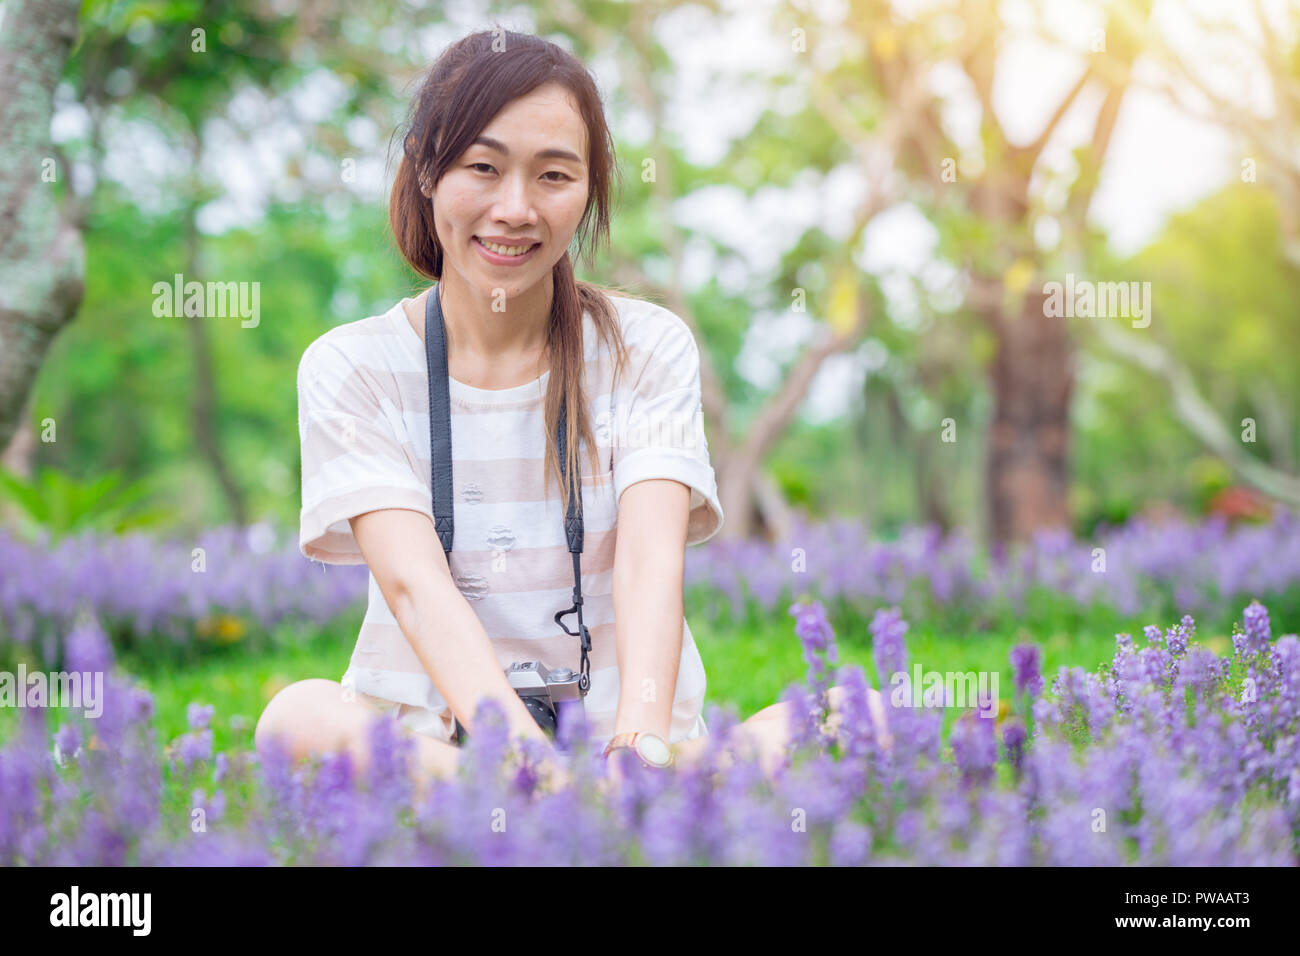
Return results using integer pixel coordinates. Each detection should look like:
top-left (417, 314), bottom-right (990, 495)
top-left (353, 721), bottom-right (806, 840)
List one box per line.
top-left (436, 271), bottom-right (552, 362)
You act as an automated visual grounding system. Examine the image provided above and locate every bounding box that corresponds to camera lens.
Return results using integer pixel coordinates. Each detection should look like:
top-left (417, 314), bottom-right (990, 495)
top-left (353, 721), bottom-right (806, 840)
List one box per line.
top-left (522, 695), bottom-right (558, 739)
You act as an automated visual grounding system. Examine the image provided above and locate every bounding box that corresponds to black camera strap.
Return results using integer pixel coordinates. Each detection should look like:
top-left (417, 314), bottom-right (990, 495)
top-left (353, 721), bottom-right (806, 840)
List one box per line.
top-left (424, 284), bottom-right (592, 698)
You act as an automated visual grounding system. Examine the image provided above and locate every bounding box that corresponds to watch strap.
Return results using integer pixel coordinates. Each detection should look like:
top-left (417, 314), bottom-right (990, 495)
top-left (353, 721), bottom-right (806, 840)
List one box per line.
top-left (602, 731), bottom-right (639, 759)
top-left (602, 731), bottom-right (674, 768)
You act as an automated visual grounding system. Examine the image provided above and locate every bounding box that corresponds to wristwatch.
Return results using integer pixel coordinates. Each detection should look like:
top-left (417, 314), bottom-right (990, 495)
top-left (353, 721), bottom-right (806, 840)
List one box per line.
top-left (602, 731), bottom-right (674, 769)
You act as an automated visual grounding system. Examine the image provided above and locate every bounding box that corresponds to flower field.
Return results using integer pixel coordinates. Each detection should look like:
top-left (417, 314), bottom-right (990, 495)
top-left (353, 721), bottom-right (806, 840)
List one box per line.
top-left (1, 585), bottom-right (1296, 864)
top-left (4, 510), bottom-right (1300, 670)
top-left (0, 524), bottom-right (368, 667)
top-left (688, 510), bottom-right (1300, 637)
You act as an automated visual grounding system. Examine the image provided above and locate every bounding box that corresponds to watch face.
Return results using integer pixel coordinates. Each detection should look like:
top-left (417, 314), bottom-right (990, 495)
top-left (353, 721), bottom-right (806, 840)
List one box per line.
top-left (636, 733), bottom-right (671, 767)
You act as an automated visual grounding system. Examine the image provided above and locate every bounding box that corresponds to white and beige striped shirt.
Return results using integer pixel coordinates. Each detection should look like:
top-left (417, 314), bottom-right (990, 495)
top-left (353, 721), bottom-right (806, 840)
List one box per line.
top-left (297, 290), bottom-right (725, 749)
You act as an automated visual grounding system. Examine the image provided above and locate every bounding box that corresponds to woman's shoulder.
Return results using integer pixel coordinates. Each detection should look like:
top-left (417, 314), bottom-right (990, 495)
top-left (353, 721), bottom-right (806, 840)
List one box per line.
top-left (298, 300), bottom-right (409, 382)
top-left (597, 291), bottom-right (697, 351)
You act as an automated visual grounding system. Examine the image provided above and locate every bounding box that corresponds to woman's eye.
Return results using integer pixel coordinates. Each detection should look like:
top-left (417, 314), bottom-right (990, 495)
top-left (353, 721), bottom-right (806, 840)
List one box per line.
top-left (469, 163), bottom-right (569, 182)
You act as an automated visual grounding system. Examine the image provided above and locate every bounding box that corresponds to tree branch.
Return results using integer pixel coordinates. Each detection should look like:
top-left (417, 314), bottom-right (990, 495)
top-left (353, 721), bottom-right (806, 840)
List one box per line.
top-left (1090, 318), bottom-right (1300, 505)
top-left (729, 294), bottom-right (872, 482)
top-left (1018, 65), bottom-right (1093, 169)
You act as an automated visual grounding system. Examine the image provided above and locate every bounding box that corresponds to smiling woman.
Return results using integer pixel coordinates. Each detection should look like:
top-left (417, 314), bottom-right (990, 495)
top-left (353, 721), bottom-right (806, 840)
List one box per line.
top-left (255, 28), bottom-right (883, 798)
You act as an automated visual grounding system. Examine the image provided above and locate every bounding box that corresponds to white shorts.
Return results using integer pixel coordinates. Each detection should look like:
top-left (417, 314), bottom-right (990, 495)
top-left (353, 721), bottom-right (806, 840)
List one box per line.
top-left (356, 690), bottom-right (460, 745)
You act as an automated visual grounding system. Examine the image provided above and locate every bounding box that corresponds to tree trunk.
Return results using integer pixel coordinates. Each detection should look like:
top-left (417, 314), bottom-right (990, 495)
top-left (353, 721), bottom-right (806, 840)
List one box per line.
top-left (984, 286), bottom-right (1073, 546)
top-left (1, 388), bottom-right (37, 479)
top-left (717, 463), bottom-right (764, 541)
top-left (0, 389), bottom-right (37, 529)
top-left (915, 433), bottom-right (953, 534)
top-left (182, 137), bottom-right (247, 527)
top-left (0, 0), bottom-right (86, 453)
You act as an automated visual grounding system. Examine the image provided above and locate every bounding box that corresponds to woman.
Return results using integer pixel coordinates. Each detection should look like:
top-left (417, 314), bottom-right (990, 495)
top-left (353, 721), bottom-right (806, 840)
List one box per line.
top-left (255, 29), bottom-right (888, 797)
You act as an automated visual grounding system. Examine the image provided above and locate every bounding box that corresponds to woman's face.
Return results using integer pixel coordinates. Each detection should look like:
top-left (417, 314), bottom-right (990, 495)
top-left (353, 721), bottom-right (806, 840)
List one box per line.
top-left (426, 82), bottom-right (591, 304)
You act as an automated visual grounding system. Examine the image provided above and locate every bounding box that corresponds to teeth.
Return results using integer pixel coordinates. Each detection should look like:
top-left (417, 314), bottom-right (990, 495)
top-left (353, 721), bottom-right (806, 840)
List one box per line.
top-left (476, 237), bottom-right (535, 256)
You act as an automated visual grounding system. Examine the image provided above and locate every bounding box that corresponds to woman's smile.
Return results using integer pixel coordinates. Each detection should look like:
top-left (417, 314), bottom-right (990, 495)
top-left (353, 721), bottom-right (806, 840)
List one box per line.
top-left (472, 234), bottom-right (542, 265)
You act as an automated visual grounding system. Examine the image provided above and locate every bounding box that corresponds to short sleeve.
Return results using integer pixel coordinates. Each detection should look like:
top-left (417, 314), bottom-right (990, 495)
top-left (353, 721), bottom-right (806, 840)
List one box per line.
top-left (611, 303), bottom-right (725, 546)
top-left (297, 338), bottom-right (431, 564)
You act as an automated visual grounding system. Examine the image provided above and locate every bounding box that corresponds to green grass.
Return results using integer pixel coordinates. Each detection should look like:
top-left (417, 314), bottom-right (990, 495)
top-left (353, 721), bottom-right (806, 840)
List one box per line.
top-left (124, 623), bottom-right (358, 755)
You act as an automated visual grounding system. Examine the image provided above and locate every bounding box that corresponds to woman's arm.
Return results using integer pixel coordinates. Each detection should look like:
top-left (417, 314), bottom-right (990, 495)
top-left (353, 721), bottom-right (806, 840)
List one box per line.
top-left (350, 507), bottom-right (552, 748)
top-left (610, 478), bottom-right (691, 741)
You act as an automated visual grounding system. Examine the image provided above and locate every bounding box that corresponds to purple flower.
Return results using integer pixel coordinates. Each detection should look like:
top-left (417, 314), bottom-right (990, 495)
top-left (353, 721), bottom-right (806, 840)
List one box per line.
top-left (790, 600), bottom-right (835, 655)
top-left (64, 615), bottom-right (113, 674)
top-left (53, 723), bottom-right (81, 761)
top-left (177, 730), bottom-right (213, 770)
top-left (1000, 717), bottom-right (1027, 773)
top-left (1010, 644), bottom-right (1044, 697)
top-left (1240, 601), bottom-right (1272, 657)
top-left (790, 599), bottom-right (839, 717)
top-left (828, 819), bottom-right (872, 865)
top-left (779, 682), bottom-right (823, 756)
top-left (1164, 624), bottom-right (1188, 657)
top-left (869, 606), bottom-right (909, 684)
top-left (950, 712), bottom-right (997, 788)
top-left (8, 515), bottom-right (1300, 866)
top-left (187, 702), bottom-right (215, 732)
top-left (362, 711), bottom-right (414, 807)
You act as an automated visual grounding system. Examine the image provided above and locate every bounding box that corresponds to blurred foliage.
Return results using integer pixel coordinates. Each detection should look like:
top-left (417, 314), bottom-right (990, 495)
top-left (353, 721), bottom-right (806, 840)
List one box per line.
top-left (7, 0), bottom-right (1296, 543)
top-left (30, 184), bottom-right (403, 532)
top-left (0, 465), bottom-right (174, 540)
top-left (1069, 183), bottom-right (1300, 534)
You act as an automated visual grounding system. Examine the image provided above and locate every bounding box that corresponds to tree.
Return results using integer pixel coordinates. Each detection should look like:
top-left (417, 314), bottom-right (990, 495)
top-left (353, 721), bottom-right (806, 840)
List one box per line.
top-left (1145, 0), bottom-right (1300, 267)
top-left (1085, 1), bottom-right (1300, 509)
top-left (538, 0), bottom-right (917, 540)
top-left (44, 0), bottom-right (397, 524)
top-left (857, 0), bottom-right (1151, 546)
top-left (0, 0), bottom-right (87, 466)
top-left (543, 0), bottom-right (1158, 546)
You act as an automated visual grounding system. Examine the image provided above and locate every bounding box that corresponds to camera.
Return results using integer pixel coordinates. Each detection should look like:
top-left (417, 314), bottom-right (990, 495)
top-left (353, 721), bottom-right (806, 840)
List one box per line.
top-left (453, 661), bottom-right (586, 745)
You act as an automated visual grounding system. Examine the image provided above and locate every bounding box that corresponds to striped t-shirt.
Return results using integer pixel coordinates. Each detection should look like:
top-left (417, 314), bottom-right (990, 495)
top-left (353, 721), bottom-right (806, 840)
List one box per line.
top-left (296, 289), bottom-right (725, 750)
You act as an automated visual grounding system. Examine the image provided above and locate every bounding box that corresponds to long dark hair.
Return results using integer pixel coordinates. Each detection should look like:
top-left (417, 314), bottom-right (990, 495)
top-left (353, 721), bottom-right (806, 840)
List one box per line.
top-left (388, 28), bottom-right (634, 508)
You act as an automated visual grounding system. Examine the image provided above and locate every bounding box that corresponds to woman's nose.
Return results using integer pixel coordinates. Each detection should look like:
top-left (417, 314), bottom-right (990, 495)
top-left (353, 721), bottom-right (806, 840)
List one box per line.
top-left (492, 174), bottom-right (537, 224)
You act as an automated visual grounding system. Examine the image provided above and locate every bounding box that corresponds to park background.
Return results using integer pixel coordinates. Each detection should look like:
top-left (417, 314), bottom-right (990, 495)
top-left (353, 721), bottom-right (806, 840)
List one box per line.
top-left (2, 0), bottom-right (1300, 864)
